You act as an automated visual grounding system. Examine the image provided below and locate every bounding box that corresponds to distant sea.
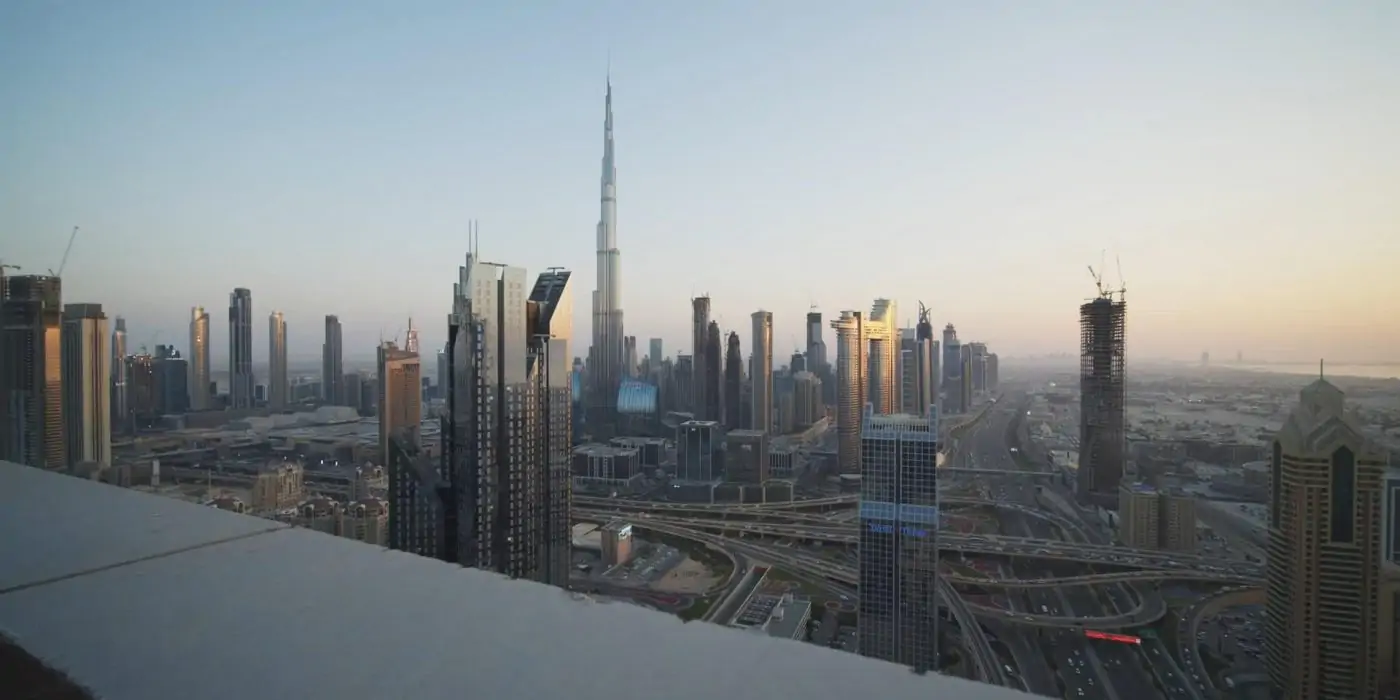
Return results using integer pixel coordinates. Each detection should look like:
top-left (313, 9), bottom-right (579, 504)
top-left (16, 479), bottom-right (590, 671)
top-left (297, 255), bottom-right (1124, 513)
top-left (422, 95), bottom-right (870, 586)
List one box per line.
top-left (1236, 364), bottom-right (1400, 381)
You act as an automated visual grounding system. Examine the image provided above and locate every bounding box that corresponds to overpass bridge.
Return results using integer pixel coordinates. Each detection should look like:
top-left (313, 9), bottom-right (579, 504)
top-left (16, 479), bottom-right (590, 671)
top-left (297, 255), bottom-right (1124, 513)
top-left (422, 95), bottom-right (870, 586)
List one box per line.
top-left (945, 569), bottom-right (1259, 588)
top-left (576, 509), bottom-right (1264, 578)
top-left (729, 538), bottom-right (1168, 630)
top-left (939, 468), bottom-right (1057, 478)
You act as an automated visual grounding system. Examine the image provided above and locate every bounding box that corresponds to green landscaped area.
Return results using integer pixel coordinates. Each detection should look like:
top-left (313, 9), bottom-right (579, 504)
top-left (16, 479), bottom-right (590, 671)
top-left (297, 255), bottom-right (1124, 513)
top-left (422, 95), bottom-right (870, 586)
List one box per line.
top-left (679, 596), bottom-right (715, 622)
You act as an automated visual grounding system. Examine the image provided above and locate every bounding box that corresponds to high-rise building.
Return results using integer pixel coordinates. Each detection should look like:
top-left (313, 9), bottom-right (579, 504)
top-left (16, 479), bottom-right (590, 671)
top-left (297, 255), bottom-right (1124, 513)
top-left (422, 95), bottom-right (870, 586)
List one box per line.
top-left (227, 288), bottom-right (254, 408)
top-left (724, 332), bottom-right (743, 430)
top-left (322, 315), bottom-right (343, 405)
top-left (377, 340), bottom-right (421, 461)
top-left (526, 268), bottom-right (574, 586)
top-left (900, 302), bottom-right (938, 417)
top-left (589, 78), bottom-right (625, 435)
top-left (830, 311), bottom-right (867, 474)
top-left (959, 347), bottom-right (974, 418)
top-left (404, 317), bottom-right (419, 355)
top-left (805, 310), bottom-right (827, 374)
top-left (445, 254), bottom-right (574, 586)
top-left (0, 275), bottom-right (65, 469)
top-left (677, 420), bottom-right (720, 482)
top-left (704, 321), bottom-right (722, 424)
top-left (61, 303), bottom-right (110, 468)
top-left (691, 296), bottom-right (711, 419)
top-left (1266, 378), bottom-right (1386, 699)
top-left (153, 344), bottom-right (188, 416)
top-left (941, 324), bottom-right (961, 413)
top-left (111, 316), bottom-right (127, 428)
top-left (965, 342), bottom-right (988, 392)
top-left (985, 353), bottom-right (999, 392)
top-left (188, 306), bottom-right (211, 410)
top-left (725, 429), bottom-right (768, 484)
top-left (649, 338), bottom-right (663, 367)
top-left (435, 348), bottom-right (449, 399)
top-left (859, 407), bottom-right (939, 672)
top-left (623, 335), bottom-right (638, 378)
top-left (751, 310), bottom-right (773, 434)
top-left (867, 299), bottom-right (898, 415)
top-left (1077, 294), bottom-right (1126, 504)
top-left (268, 311), bottom-right (288, 410)
top-left (793, 371), bottom-right (823, 429)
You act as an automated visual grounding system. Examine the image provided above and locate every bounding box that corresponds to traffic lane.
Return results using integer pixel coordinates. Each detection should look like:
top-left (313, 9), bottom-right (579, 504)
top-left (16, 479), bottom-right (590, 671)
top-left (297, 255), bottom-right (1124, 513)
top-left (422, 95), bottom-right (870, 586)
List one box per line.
top-left (998, 571), bottom-right (1061, 697)
top-left (1050, 580), bottom-right (1119, 700)
top-left (1140, 637), bottom-right (1199, 699)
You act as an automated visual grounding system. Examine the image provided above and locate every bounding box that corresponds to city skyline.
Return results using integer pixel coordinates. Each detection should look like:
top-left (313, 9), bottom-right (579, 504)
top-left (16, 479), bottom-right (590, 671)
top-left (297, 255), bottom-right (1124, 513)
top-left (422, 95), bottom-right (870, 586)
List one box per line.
top-left (4, 4), bottom-right (1396, 366)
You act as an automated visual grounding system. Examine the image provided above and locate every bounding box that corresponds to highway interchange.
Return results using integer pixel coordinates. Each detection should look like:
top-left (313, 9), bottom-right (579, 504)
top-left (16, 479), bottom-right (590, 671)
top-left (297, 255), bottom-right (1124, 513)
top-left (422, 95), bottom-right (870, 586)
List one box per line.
top-left (576, 397), bottom-right (1247, 698)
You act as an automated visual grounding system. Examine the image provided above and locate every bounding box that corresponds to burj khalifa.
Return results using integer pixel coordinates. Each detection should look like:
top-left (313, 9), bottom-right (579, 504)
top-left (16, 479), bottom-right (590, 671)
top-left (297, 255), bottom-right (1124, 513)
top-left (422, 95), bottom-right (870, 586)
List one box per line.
top-left (588, 76), bottom-right (624, 435)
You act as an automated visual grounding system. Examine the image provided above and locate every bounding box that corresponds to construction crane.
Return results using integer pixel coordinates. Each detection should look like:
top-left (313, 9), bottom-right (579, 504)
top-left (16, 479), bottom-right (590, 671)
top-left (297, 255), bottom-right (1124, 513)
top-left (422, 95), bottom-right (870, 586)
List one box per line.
top-left (49, 226), bottom-right (80, 277)
top-left (0, 259), bottom-right (20, 292)
top-left (1087, 264), bottom-right (1106, 299)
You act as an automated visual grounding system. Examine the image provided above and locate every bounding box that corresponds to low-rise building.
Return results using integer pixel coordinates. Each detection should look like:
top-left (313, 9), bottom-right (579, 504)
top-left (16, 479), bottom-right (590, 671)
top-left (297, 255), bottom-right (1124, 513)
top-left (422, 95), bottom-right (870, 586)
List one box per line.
top-left (1118, 483), bottom-right (1196, 552)
top-left (601, 521), bottom-right (634, 567)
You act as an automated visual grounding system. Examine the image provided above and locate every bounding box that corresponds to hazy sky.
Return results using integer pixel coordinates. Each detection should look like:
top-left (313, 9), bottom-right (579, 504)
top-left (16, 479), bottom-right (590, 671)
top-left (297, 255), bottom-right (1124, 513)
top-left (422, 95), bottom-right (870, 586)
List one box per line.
top-left (4, 1), bottom-right (1397, 367)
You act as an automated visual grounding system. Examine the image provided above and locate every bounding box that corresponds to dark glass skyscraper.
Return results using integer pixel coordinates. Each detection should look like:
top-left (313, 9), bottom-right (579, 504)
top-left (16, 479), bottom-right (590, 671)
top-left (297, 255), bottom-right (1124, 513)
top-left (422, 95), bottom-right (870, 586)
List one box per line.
top-left (227, 288), bottom-right (254, 408)
top-left (858, 407), bottom-right (939, 672)
top-left (322, 315), bottom-right (344, 405)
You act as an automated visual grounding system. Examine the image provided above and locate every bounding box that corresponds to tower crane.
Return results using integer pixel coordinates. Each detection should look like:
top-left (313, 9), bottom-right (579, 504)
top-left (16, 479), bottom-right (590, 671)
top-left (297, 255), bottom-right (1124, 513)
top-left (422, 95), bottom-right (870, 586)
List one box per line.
top-left (48, 226), bottom-right (80, 277)
top-left (1087, 265), bottom-right (1106, 299)
top-left (0, 260), bottom-right (20, 293)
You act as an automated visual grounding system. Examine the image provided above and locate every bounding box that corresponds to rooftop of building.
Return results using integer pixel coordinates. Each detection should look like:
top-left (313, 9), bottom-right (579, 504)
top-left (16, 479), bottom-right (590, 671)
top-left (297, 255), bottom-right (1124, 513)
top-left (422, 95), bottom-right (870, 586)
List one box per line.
top-left (0, 461), bottom-right (1034, 700)
top-left (573, 443), bottom-right (639, 458)
top-left (727, 429), bottom-right (767, 440)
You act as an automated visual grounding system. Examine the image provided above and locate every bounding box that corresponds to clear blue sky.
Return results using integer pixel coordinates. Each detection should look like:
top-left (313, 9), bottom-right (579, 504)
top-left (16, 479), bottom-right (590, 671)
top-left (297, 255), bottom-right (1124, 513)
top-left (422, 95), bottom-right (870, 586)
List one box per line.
top-left (4, 0), bottom-right (1397, 368)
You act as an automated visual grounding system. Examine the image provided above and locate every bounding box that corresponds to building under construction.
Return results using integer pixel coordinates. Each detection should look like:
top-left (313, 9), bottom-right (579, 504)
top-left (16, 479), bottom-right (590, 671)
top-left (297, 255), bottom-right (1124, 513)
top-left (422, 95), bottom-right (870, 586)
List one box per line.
top-left (1077, 294), bottom-right (1126, 506)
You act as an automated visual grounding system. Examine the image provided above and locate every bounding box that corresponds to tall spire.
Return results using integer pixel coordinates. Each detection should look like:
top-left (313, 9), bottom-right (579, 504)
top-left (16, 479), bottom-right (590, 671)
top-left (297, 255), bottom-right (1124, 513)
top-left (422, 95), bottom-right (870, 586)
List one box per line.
top-left (589, 70), bottom-right (624, 435)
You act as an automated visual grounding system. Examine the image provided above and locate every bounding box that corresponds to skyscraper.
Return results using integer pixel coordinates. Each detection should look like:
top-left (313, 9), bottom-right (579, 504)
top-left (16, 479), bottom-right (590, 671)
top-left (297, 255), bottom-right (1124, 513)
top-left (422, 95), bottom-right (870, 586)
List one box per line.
top-left (859, 407), bottom-right (940, 672)
top-left (268, 311), bottom-right (288, 410)
top-left (0, 275), bottom-right (65, 469)
top-left (868, 299), bottom-right (898, 415)
top-left (805, 310), bottom-right (826, 373)
top-left (589, 77), bottom-right (625, 433)
top-left (900, 302), bottom-right (937, 417)
top-left (940, 324), bottom-right (960, 413)
top-left (1267, 378), bottom-right (1385, 699)
top-left (830, 311), bottom-right (867, 474)
top-left (704, 321), bottom-right (722, 424)
top-left (1077, 294), bottom-right (1126, 504)
top-left (111, 316), bottom-right (127, 428)
top-left (188, 306), bottom-right (211, 410)
top-left (227, 288), bottom-right (254, 408)
top-left (751, 310), bottom-right (773, 434)
top-left (447, 253), bottom-right (574, 586)
top-left (649, 337), bottom-right (663, 367)
top-left (323, 315), bottom-right (343, 404)
top-left (377, 340), bottom-right (421, 461)
top-left (152, 344), bottom-right (188, 415)
top-left (623, 335), bottom-right (638, 378)
top-left (526, 268), bottom-right (575, 586)
top-left (724, 331), bottom-right (743, 430)
top-left (61, 303), bottom-right (110, 467)
top-left (691, 296), bottom-right (711, 419)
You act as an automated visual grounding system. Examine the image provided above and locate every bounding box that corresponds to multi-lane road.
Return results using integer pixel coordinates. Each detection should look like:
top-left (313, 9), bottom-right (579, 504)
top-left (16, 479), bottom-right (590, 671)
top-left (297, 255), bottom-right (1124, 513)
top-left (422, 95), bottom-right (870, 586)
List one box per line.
top-left (992, 401), bottom-right (1204, 700)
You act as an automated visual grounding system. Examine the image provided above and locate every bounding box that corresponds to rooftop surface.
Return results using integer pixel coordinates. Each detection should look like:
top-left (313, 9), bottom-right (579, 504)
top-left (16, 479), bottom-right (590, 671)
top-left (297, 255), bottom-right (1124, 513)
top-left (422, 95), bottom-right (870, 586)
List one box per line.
top-left (0, 461), bottom-right (1034, 700)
